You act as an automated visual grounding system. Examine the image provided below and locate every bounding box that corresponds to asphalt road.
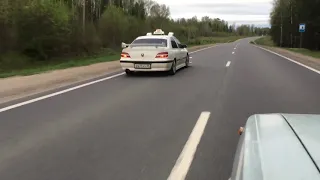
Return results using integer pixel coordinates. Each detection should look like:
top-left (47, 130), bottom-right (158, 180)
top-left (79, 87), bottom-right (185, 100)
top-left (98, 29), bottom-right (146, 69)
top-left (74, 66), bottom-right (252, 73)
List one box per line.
top-left (0, 38), bottom-right (319, 180)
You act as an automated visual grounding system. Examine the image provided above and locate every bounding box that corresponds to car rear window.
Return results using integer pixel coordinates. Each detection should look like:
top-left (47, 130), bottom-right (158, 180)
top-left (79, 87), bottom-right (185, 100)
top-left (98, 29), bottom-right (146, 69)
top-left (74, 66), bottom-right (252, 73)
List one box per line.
top-left (131, 38), bottom-right (167, 47)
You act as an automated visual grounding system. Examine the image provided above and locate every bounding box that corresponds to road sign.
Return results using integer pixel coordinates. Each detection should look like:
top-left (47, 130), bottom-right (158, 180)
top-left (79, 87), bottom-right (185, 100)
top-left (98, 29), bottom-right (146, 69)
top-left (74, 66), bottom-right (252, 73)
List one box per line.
top-left (299, 23), bottom-right (306, 33)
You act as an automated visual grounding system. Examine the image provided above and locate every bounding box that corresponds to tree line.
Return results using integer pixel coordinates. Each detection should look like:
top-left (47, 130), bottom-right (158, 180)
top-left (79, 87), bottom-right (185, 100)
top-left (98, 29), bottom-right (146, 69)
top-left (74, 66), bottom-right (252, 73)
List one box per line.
top-left (0, 0), bottom-right (267, 61)
top-left (270, 0), bottom-right (320, 50)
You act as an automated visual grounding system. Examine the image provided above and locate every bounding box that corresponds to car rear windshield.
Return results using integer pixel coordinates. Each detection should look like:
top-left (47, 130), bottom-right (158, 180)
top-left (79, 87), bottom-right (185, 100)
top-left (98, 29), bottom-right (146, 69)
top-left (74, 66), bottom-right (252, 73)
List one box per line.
top-left (131, 38), bottom-right (167, 47)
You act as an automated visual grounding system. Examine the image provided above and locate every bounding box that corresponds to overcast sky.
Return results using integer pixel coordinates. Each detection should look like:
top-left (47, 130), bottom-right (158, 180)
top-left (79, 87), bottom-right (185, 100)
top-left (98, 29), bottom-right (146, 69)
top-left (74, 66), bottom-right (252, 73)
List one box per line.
top-left (154, 0), bottom-right (273, 27)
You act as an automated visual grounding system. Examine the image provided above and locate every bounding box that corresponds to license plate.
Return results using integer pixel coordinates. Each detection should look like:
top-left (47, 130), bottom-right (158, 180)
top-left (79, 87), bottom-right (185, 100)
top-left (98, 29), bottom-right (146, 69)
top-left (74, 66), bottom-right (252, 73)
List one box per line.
top-left (134, 63), bottom-right (151, 69)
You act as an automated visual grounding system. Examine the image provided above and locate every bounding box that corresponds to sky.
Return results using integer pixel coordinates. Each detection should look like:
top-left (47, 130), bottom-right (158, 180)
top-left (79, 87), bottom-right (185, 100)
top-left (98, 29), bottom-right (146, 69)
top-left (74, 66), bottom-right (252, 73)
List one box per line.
top-left (154, 0), bottom-right (273, 27)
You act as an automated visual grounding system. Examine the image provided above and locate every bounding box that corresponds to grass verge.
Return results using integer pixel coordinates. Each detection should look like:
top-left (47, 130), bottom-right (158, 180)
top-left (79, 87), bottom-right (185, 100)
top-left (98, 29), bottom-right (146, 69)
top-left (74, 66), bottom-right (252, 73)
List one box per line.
top-left (188, 36), bottom-right (244, 47)
top-left (284, 48), bottom-right (320, 59)
top-left (254, 36), bottom-right (320, 59)
top-left (253, 36), bottom-right (275, 46)
top-left (0, 36), bottom-right (244, 78)
top-left (0, 53), bottom-right (119, 78)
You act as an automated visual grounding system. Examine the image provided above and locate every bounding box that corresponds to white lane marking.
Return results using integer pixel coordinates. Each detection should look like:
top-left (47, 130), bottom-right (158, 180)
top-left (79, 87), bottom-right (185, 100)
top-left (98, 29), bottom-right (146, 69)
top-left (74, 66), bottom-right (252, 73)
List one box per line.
top-left (226, 61), bottom-right (231, 67)
top-left (0, 73), bottom-right (125, 113)
top-left (234, 48), bottom-right (236, 50)
top-left (0, 46), bottom-right (217, 113)
top-left (255, 45), bottom-right (320, 74)
top-left (235, 43), bottom-right (240, 48)
top-left (167, 112), bottom-right (211, 180)
top-left (189, 57), bottom-right (193, 59)
top-left (189, 45), bottom-right (215, 54)
top-left (232, 52), bottom-right (235, 54)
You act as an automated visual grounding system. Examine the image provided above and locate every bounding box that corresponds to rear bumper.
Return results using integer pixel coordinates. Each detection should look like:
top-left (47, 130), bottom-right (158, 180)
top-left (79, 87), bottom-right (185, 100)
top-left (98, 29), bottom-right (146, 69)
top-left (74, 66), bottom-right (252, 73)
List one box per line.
top-left (120, 60), bottom-right (174, 72)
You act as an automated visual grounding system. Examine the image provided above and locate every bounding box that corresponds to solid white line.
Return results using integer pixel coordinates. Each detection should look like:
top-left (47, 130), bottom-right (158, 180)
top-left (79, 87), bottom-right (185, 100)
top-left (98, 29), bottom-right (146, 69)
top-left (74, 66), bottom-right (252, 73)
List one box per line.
top-left (226, 61), bottom-right (231, 67)
top-left (189, 46), bottom-right (215, 54)
top-left (255, 45), bottom-right (320, 74)
top-left (0, 46), bottom-right (217, 113)
top-left (167, 112), bottom-right (211, 180)
top-left (0, 73), bottom-right (125, 113)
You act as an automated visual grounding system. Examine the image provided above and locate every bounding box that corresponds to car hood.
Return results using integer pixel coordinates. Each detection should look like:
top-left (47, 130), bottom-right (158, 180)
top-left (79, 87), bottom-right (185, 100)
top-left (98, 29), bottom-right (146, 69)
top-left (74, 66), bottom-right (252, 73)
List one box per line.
top-left (243, 114), bottom-right (320, 180)
top-left (282, 114), bottom-right (320, 169)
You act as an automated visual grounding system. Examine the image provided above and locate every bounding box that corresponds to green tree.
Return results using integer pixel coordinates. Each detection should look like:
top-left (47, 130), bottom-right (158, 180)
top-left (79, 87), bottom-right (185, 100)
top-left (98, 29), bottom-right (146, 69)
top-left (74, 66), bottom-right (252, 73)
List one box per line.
top-left (0, 0), bottom-right (266, 65)
top-left (270, 0), bottom-right (320, 49)
top-left (15, 0), bottom-right (71, 59)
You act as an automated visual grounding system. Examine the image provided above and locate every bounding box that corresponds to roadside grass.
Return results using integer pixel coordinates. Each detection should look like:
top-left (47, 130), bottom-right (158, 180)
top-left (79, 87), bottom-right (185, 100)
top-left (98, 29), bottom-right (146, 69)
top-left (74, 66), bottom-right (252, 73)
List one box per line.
top-left (253, 36), bottom-right (320, 59)
top-left (0, 53), bottom-right (120, 78)
top-left (207, 36), bottom-right (245, 43)
top-left (253, 36), bottom-right (275, 46)
top-left (0, 36), bottom-right (245, 78)
top-left (188, 36), bottom-right (244, 47)
top-left (284, 48), bottom-right (320, 59)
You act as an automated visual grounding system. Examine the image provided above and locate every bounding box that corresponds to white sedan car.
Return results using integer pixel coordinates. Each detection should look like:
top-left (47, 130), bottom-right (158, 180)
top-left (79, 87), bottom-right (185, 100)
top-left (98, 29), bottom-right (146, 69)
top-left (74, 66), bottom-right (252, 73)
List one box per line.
top-left (120, 29), bottom-right (190, 75)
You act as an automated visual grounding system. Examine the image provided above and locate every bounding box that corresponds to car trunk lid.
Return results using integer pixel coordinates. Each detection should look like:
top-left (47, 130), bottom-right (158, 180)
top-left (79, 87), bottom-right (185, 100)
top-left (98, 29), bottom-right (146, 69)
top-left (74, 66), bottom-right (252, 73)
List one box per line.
top-left (123, 46), bottom-right (168, 60)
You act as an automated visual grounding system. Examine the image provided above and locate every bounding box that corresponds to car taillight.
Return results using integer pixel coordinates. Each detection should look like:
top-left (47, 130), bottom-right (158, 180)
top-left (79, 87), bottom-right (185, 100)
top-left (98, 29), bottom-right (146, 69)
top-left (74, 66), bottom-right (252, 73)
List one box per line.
top-left (121, 52), bottom-right (131, 58)
top-left (155, 52), bottom-right (168, 58)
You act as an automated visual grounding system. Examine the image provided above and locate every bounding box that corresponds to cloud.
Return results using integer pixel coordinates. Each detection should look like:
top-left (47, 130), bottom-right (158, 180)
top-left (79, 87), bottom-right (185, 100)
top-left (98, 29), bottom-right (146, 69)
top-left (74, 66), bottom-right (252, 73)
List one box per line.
top-left (154, 0), bottom-right (273, 25)
top-left (173, 3), bottom-right (271, 15)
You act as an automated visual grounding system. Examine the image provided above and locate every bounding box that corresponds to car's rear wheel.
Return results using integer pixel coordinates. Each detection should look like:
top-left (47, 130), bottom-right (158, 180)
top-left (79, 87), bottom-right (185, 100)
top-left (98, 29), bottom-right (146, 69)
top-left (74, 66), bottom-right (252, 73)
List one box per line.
top-left (185, 54), bottom-right (190, 68)
top-left (168, 60), bottom-right (176, 75)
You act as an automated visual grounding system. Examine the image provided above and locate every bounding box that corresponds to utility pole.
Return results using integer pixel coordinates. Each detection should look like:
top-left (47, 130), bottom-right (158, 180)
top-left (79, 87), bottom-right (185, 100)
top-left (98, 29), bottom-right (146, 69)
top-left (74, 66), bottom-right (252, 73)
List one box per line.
top-left (300, 32), bottom-right (303, 48)
top-left (280, 11), bottom-right (283, 47)
top-left (290, 0), bottom-right (293, 47)
top-left (188, 27), bottom-right (190, 42)
top-left (71, 0), bottom-right (74, 19)
top-left (298, 23), bottom-right (306, 48)
top-left (83, 0), bottom-right (86, 38)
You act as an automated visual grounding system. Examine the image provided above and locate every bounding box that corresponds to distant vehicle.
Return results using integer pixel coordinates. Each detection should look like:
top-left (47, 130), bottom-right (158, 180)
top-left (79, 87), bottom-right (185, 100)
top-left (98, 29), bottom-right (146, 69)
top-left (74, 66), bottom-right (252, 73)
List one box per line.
top-left (120, 29), bottom-right (189, 76)
top-left (229, 114), bottom-right (320, 180)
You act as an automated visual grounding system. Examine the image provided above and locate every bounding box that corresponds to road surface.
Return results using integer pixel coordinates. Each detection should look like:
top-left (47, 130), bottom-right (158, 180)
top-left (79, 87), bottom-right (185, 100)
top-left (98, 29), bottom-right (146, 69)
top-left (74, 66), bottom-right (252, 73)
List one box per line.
top-left (0, 38), bottom-right (319, 180)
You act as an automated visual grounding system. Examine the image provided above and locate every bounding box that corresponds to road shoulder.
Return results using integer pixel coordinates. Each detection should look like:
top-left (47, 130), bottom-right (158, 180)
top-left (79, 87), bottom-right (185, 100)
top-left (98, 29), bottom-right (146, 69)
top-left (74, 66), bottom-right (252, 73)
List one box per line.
top-left (0, 44), bottom-right (215, 104)
top-left (256, 45), bottom-right (320, 72)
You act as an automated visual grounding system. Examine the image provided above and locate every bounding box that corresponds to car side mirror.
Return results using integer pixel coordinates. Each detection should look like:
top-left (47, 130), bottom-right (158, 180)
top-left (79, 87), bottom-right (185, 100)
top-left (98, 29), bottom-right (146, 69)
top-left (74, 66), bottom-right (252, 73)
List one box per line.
top-left (181, 44), bottom-right (187, 48)
top-left (238, 127), bottom-right (244, 135)
top-left (121, 42), bottom-right (128, 48)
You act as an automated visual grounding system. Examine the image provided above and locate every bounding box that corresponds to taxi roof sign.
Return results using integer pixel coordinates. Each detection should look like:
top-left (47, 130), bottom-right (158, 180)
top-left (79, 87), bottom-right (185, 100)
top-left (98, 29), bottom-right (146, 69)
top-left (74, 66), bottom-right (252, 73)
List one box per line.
top-left (154, 29), bottom-right (165, 35)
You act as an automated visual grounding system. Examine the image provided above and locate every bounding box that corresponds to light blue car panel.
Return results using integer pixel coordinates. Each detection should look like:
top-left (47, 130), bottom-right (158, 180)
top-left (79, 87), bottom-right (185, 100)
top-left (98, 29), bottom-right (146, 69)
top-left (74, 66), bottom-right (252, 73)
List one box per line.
top-left (238, 114), bottom-right (320, 180)
top-left (282, 114), bottom-right (320, 170)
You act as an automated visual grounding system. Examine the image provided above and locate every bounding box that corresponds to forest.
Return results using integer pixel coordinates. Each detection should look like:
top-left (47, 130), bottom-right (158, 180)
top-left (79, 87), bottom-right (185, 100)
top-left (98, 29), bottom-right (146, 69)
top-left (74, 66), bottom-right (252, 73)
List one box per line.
top-left (0, 0), bottom-right (268, 63)
top-left (270, 0), bottom-right (320, 50)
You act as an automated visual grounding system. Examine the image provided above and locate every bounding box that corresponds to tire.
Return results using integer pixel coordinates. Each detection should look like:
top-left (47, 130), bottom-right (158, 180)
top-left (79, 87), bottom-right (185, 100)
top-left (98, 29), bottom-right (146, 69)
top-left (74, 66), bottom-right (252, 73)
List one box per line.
top-left (185, 54), bottom-right (190, 68)
top-left (168, 60), bottom-right (177, 75)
